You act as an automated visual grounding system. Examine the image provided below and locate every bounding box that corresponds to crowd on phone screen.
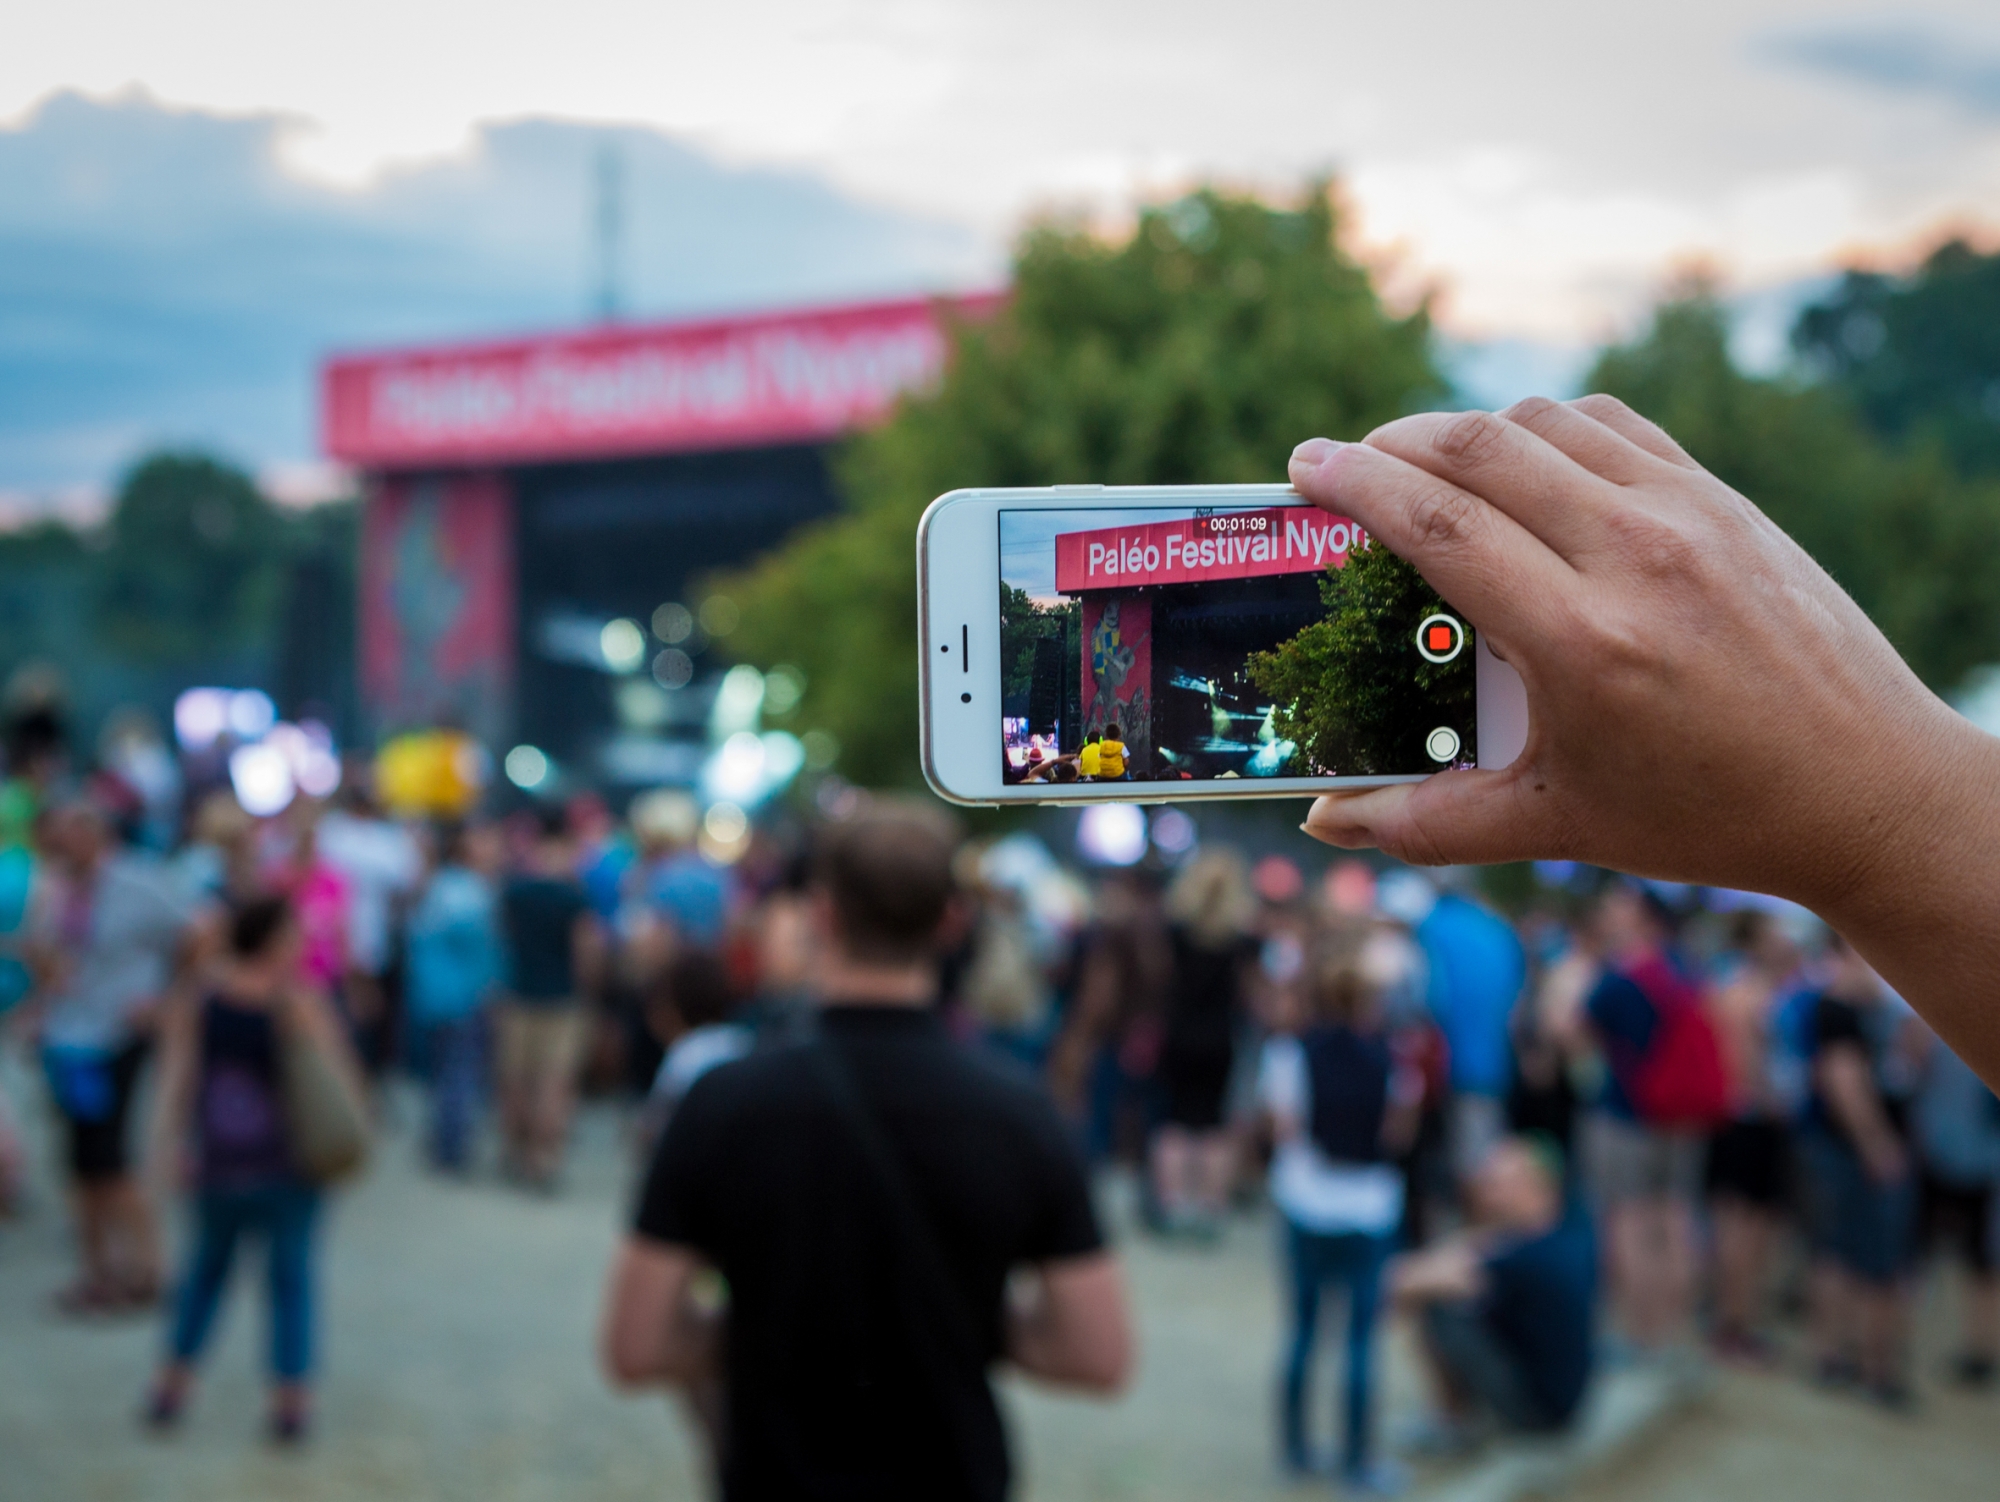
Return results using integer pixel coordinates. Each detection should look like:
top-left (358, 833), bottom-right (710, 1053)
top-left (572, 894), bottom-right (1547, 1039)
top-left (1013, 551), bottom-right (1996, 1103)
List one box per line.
top-left (0, 696), bottom-right (1995, 1486)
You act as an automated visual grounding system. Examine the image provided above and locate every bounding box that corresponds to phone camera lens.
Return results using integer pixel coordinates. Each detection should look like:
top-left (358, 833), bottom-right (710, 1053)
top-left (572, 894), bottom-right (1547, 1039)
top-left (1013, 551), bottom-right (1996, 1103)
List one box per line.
top-left (960, 693), bottom-right (972, 704)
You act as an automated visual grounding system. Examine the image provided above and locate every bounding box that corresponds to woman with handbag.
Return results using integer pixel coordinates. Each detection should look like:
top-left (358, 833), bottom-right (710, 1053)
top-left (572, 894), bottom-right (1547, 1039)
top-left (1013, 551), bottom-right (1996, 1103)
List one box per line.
top-left (142, 894), bottom-right (368, 1444)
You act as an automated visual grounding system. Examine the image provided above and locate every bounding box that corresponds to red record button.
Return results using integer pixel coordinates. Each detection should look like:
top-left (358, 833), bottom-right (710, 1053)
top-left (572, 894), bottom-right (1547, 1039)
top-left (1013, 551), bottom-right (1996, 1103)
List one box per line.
top-left (1415, 613), bottom-right (1465, 664)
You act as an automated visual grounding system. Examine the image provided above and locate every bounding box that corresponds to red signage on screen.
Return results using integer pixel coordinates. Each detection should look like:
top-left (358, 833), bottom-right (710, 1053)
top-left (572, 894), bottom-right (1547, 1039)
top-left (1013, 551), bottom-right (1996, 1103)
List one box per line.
top-left (1052, 508), bottom-right (1367, 594)
top-left (323, 293), bottom-right (1002, 468)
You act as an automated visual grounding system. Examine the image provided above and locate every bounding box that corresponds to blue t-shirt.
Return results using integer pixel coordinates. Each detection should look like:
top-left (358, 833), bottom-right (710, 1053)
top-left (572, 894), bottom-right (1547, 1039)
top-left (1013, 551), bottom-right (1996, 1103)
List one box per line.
top-left (645, 852), bottom-right (732, 950)
top-left (406, 866), bottom-right (501, 1024)
top-left (1418, 894), bottom-right (1525, 1095)
top-left (1482, 1202), bottom-right (1597, 1425)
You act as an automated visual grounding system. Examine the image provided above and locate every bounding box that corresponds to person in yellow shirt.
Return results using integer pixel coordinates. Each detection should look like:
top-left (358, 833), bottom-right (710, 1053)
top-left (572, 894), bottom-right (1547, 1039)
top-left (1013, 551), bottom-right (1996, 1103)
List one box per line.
top-left (1078, 736), bottom-right (1102, 778)
top-left (1097, 723), bottom-right (1128, 779)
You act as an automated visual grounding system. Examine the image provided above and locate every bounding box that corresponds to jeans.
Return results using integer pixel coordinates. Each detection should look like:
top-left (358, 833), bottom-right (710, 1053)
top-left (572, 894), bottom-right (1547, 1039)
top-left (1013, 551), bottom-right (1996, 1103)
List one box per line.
top-left (168, 1181), bottom-right (321, 1381)
top-left (1280, 1220), bottom-right (1392, 1477)
top-left (424, 1013), bottom-right (486, 1170)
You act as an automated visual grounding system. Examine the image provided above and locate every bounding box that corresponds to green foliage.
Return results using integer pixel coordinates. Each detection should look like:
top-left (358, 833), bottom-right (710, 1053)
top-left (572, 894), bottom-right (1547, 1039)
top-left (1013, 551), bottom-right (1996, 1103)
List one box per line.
top-left (1589, 293), bottom-right (2000, 694)
top-left (999, 584), bottom-right (1078, 702)
top-left (720, 186), bottom-right (1446, 784)
top-left (1793, 240), bottom-right (2000, 477)
top-left (95, 452), bottom-right (291, 660)
top-left (1246, 545), bottom-right (1473, 776)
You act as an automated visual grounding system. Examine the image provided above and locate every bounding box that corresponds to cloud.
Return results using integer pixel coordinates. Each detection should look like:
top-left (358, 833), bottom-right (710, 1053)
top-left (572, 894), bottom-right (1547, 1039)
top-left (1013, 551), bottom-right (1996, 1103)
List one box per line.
top-left (1763, 21), bottom-right (2000, 117)
top-left (0, 91), bottom-right (996, 495)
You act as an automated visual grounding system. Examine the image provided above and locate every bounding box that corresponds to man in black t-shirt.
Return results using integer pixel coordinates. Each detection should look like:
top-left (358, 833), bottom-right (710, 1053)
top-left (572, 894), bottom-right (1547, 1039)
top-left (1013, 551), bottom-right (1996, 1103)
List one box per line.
top-left (496, 805), bottom-right (604, 1188)
top-left (600, 804), bottom-right (1132, 1502)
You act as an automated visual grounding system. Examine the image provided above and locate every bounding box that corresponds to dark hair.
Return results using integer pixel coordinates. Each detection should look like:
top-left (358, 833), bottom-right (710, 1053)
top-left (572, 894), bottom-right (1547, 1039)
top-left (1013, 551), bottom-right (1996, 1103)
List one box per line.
top-left (230, 895), bottom-right (293, 957)
top-left (1104, 722), bottom-right (1122, 740)
top-left (663, 950), bottom-right (736, 1030)
top-left (814, 802), bottom-right (959, 963)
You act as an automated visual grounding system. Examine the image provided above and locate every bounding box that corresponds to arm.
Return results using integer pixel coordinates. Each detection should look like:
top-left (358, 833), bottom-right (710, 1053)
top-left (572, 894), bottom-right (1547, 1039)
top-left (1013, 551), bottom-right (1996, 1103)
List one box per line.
top-left (598, 1236), bottom-right (723, 1389)
top-left (1816, 1043), bottom-right (1907, 1183)
top-left (1390, 1238), bottom-right (1486, 1308)
top-left (1004, 1251), bottom-right (1133, 1394)
top-left (1286, 399), bottom-right (2000, 1088)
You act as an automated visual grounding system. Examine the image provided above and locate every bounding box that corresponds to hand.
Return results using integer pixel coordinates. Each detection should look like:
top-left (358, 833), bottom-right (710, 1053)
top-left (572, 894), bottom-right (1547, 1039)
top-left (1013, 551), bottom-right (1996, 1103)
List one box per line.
top-left (1288, 397), bottom-right (1982, 912)
top-left (1287, 396), bottom-right (2000, 1088)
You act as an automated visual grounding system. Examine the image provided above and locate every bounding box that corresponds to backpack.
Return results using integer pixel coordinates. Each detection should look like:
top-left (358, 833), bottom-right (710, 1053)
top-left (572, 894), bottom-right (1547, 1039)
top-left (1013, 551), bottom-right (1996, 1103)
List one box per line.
top-left (1623, 955), bottom-right (1731, 1129)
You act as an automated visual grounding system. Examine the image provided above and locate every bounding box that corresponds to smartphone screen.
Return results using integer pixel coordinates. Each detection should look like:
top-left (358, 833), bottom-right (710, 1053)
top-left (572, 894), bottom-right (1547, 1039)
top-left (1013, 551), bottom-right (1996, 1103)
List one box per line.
top-left (997, 503), bottom-right (1476, 787)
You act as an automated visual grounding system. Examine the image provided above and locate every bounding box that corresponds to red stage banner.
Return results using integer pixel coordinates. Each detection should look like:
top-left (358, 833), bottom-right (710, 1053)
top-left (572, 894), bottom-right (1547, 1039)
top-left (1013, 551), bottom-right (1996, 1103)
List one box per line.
top-left (1052, 507), bottom-right (1367, 594)
top-left (323, 293), bottom-right (1002, 469)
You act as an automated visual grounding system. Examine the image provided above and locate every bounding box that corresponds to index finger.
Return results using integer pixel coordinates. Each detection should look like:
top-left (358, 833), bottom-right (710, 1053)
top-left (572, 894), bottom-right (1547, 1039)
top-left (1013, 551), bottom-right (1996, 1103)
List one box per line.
top-left (1288, 437), bottom-right (1573, 640)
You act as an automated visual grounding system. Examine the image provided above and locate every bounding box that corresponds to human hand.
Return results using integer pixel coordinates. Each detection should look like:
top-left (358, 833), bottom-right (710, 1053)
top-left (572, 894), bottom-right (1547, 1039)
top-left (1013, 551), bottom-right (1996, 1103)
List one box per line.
top-left (1287, 396), bottom-right (1983, 917)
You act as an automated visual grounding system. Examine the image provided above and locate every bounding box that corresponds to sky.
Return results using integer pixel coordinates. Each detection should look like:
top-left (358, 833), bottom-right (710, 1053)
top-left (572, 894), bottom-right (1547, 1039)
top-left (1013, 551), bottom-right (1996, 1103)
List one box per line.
top-left (6, 0), bottom-right (2000, 501)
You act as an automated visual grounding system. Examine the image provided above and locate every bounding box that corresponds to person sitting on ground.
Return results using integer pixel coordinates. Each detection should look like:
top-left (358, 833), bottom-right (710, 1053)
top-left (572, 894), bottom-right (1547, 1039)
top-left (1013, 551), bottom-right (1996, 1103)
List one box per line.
top-left (1097, 723), bottom-right (1129, 780)
top-left (599, 802), bottom-right (1132, 1502)
top-left (1077, 733), bottom-right (1103, 780)
top-left (1392, 1136), bottom-right (1597, 1446)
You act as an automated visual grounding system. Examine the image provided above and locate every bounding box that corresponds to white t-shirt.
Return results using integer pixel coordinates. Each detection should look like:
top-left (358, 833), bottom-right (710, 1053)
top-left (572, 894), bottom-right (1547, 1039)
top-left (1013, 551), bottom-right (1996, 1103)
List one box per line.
top-left (32, 854), bottom-right (192, 1051)
top-left (316, 811), bottom-right (421, 977)
top-left (1257, 1035), bottom-right (1405, 1237)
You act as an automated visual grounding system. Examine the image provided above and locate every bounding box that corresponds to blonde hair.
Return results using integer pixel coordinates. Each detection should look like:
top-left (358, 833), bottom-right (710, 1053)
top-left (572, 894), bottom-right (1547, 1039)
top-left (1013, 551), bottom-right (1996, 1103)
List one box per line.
top-left (1165, 849), bottom-right (1257, 949)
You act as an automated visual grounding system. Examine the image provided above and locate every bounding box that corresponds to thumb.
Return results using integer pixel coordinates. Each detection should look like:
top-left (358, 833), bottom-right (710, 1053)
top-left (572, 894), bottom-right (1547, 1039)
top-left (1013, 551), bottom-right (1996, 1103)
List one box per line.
top-left (1302, 769), bottom-right (1550, 867)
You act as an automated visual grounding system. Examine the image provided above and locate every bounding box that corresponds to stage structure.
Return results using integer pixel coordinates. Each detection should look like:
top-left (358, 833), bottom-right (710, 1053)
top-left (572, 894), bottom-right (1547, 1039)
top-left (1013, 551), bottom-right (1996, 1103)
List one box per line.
top-left (323, 294), bottom-right (997, 785)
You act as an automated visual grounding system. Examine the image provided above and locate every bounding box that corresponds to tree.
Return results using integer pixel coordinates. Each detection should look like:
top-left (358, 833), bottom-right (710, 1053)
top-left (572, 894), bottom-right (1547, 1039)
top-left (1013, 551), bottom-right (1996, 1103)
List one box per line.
top-left (1588, 292), bottom-right (2000, 695)
top-left (1247, 545), bottom-right (1473, 775)
top-left (1793, 240), bottom-right (2000, 478)
top-left (94, 451), bottom-right (290, 661)
top-left (717, 186), bottom-right (1446, 784)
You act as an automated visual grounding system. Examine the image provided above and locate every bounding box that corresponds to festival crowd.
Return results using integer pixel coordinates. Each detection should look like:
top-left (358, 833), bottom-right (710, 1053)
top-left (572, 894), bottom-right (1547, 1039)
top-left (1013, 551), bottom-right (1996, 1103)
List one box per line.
top-left (0, 696), bottom-right (1995, 1495)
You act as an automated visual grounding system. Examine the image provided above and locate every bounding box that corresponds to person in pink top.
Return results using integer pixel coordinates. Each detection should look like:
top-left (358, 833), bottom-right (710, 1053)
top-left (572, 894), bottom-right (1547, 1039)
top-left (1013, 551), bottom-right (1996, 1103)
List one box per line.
top-left (279, 809), bottom-right (350, 1001)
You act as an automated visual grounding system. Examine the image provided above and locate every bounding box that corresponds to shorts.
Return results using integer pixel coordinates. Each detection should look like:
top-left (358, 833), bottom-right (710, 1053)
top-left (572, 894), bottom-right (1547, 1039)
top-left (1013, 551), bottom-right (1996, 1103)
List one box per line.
top-left (44, 1038), bottom-right (150, 1183)
top-left (1798, 1130), bottom-right (1914, 1286)
top-left (494, 1001), bottom-right (587, 1097)
top-left (1921, 1174), bottom-right (1996, 1275)
top-left (1421, 1301), bottom-right (1563, 1433)
top-left (1160, 1049), bottom-right (1232, 1131)
top-left (1584, 1112), bottom-right (1702, 1206)
top-left (1704, 1117), bottom-right (1790, 1210)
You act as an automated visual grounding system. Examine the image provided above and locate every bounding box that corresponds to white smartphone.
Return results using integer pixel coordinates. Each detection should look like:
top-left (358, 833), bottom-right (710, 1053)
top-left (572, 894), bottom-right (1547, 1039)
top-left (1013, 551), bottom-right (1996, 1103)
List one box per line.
top-left (917, 483), bottom-right (1527, 806)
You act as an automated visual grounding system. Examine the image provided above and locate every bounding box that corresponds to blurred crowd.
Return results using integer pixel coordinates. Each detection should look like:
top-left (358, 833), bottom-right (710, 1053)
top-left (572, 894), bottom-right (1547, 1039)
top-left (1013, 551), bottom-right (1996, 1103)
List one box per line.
top-left (0, 691), bottom-right (1996, 1481)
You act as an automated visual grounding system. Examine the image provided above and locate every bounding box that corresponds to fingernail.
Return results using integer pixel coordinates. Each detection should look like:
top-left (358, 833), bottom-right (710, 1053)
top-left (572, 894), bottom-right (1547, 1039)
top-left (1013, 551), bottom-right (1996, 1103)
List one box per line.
top-left (1288, 437), bottom-right (1341, 478)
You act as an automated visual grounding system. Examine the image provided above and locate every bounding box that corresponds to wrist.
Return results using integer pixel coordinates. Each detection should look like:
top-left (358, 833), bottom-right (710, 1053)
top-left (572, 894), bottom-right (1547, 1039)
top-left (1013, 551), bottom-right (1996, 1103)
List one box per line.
top-left (1797, 701), bottom-right (1998, 935)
